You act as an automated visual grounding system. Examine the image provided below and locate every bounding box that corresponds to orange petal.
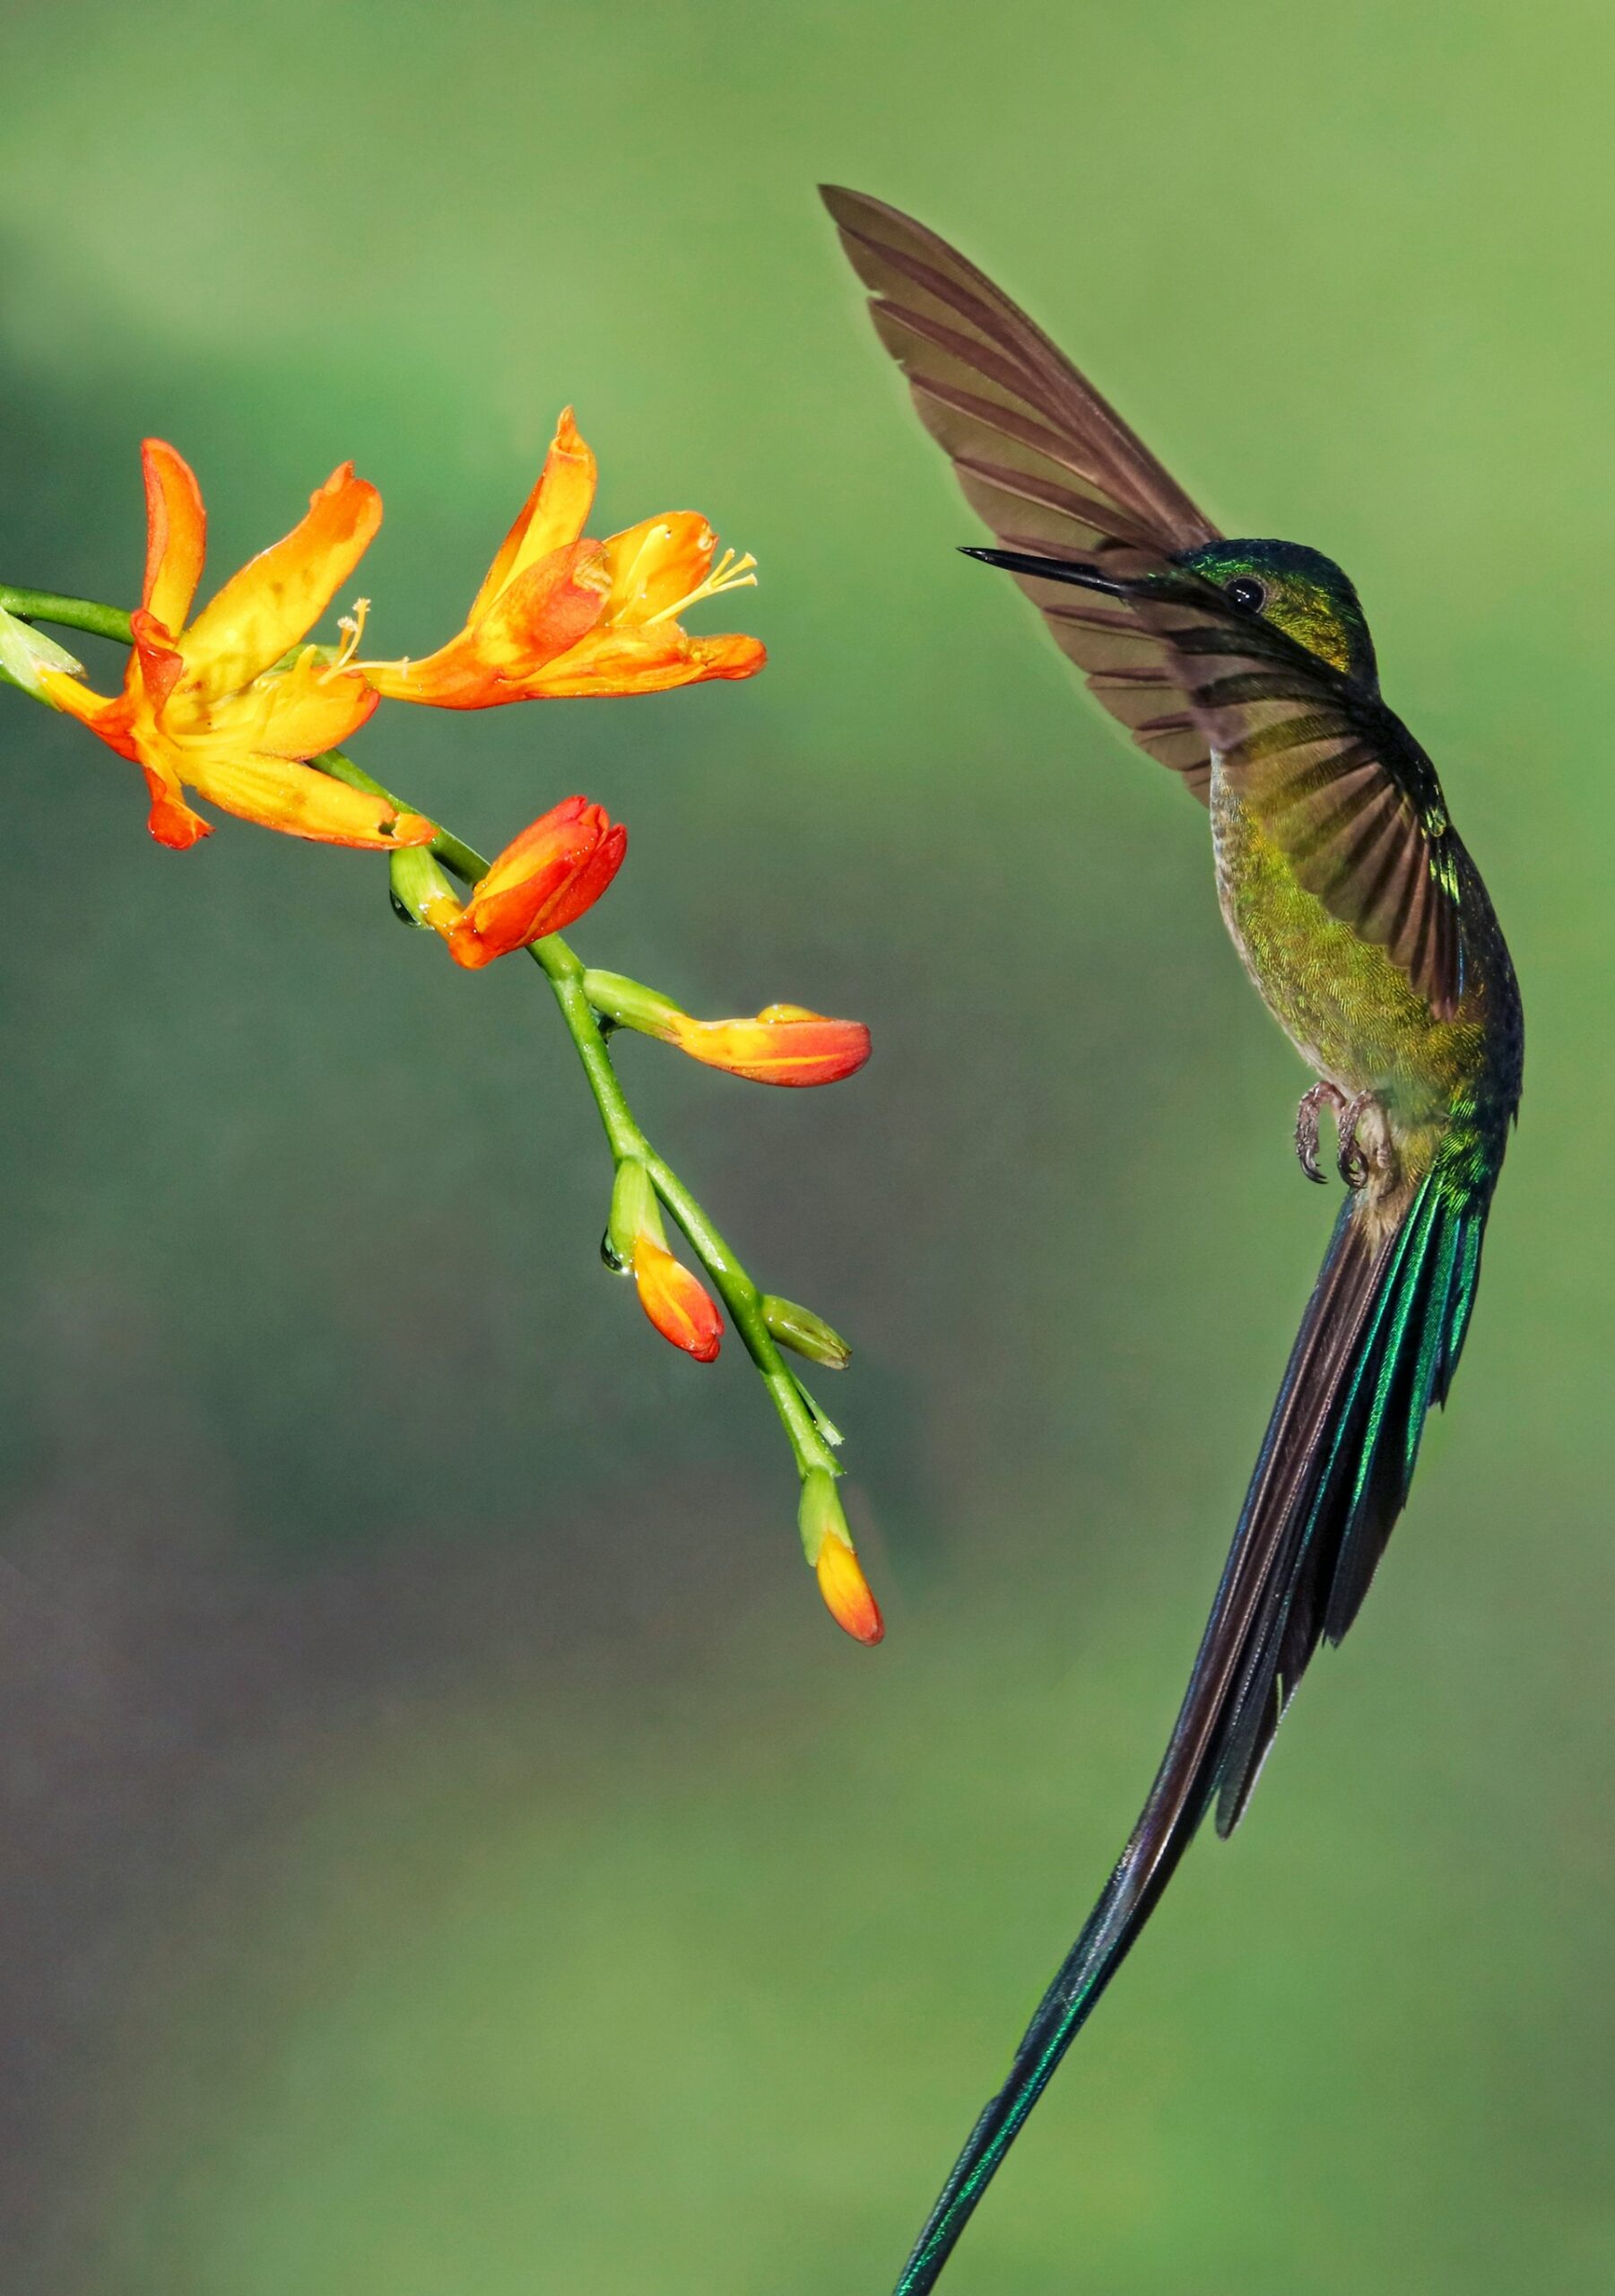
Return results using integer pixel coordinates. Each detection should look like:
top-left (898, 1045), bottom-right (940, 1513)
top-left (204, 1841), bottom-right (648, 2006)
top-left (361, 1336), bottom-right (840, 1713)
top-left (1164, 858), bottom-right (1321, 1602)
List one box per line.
top-left (529, 626), bottom-right (766, 700)
top-left (183, 463), bottom-right (382, 697)
top-left (129, 607), bottom-right (186, 714)
top-left (665, 1007), bottom-right (871, 1086)
top-left (632, 1234), bottom-right (723, 1361)
top-left (365, 541), bottom-right (607, 709)
top-left (142, 763), bottom-right (213, 849)
top-left (466, 409), bottom-right (599, 623)
top-left (184, 751), bottom-right (435, 848)
top-left (141, 440), bottom-right (207, 634)
top-left (599, 512), bottom-right (715, 624)
top-left (814, 1535), bottom-right (884, 1646)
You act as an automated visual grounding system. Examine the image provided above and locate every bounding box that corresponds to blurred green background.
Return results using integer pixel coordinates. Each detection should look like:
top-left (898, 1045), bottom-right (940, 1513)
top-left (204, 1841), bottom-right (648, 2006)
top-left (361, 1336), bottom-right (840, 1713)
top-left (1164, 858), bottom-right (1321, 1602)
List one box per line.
top-left (1, 4), bottom-right (1612, 2291)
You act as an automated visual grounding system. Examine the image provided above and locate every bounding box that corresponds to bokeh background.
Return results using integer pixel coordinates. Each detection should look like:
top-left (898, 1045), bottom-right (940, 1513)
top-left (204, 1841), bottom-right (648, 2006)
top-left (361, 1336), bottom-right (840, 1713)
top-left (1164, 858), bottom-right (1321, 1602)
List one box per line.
top-left (2, 4), bottom-right (1612, 2291)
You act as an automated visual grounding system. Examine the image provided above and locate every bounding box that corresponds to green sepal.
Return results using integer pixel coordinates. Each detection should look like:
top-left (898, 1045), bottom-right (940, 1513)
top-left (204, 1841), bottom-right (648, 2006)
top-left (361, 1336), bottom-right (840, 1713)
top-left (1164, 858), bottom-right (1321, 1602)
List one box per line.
top-left (0, 606), bottom-right (83, 700)
top-left (796, 1465), bottom-right (850, 1567)
top-left (763, 1292), bottom-right (851, 1370)
top-left (388, 846), bottom-right (460, 929)
top-left (607, 1158), bottom-right (663, 1267)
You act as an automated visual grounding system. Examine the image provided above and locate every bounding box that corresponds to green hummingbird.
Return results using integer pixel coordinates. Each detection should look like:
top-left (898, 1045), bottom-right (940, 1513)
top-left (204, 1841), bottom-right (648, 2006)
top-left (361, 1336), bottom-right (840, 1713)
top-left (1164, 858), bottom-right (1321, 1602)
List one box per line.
top-left (822, 185), bottom-right (1524, 2294)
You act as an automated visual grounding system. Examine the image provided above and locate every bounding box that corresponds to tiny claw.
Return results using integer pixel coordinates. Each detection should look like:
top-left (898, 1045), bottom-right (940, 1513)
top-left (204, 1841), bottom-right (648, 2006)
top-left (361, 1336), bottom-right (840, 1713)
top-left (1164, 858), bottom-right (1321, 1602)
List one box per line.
top-left (1337, 1091), bottom-right (1382, 1190)
top-left (1295, 1080), bottom-right (1348, 1187)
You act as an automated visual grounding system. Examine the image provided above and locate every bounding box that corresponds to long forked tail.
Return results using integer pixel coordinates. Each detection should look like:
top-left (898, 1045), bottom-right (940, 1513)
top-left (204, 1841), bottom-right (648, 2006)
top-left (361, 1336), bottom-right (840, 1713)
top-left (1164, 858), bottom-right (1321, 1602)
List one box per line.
top-left (892, 1155), bottom-right (1489, 2296)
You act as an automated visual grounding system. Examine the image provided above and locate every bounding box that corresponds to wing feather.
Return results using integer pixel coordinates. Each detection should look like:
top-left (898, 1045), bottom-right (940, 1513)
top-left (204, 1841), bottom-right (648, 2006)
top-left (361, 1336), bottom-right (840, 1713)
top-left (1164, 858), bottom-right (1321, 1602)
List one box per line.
top-left (822, 184), bottom-right (1221, 802)
top-left (1128, 578), bottom-right (1464, 1014)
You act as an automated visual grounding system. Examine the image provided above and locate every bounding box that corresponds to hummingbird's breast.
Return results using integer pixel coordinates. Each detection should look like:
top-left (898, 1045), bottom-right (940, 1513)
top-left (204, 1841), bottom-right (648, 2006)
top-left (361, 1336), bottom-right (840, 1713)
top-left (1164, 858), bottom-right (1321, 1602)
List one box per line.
top-left (1207, 761), bottom-right (1516, 1160)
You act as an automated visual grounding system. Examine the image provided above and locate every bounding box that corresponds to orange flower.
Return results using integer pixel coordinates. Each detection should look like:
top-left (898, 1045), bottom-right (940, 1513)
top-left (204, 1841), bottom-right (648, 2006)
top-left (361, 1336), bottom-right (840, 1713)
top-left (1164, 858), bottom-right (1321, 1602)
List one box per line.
top-left (632, 1232), bottom-right (724, 1362)
top-left (39, 440), bottom-right (433, 852)
top-left (360, 409), bottom-right (766, 709)
top-left (414, 796), bottom-right (626, 970)
top-left (583, 975), bottom-right (872, 1087)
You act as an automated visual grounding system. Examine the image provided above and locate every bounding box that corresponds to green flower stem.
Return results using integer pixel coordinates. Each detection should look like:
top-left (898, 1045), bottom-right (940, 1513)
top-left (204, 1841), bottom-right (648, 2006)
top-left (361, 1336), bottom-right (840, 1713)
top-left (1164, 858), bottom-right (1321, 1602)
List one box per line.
top-left (314, 746), bottom-right (838, 1480)
top-left (4, 585), bottom-right (840, 1497)
top-left (0, 587), bottom-right (134, 648)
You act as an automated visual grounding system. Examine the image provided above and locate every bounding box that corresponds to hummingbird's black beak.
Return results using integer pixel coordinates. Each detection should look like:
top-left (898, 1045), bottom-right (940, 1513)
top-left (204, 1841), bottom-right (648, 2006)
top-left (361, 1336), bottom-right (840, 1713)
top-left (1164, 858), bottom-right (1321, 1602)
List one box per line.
top-left (959, 545), bottom-right (1127, 596)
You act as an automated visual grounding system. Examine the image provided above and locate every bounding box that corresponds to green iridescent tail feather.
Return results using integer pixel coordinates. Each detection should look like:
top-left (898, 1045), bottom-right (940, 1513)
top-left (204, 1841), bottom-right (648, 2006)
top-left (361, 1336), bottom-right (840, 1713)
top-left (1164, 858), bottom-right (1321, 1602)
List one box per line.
top-left (890, 1147), bottom-right (1493, 2296)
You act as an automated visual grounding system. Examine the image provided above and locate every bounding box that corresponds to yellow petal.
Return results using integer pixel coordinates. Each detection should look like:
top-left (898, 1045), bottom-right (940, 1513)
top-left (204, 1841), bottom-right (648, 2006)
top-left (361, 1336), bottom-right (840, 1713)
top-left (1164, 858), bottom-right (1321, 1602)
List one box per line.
top-left (530, 626), bottom-right (767, 698)
top-left (186, 751), bottom-right (435, 848)
top-left (598, 512), bottom-right (715, 625)
top-left (218, 656), bottom-right (381, 760)
top-left (466, 409), bottom-right (598, 623)
top-left (182, 463), bottom-right (382, 698)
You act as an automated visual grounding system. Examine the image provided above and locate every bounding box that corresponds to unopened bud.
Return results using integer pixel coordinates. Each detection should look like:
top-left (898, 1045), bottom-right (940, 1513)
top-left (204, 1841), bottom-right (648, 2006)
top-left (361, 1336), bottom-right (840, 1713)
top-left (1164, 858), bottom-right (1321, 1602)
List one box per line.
top-left (0, 607), bottom-right (84, 701)
top-left (799, 1471), bottom-right (883, 1644)
top-left (763, 1294), bottom-right (851, 1370)
top-left (389, 845), bottom-right (462, 932)
top-left (816, 1532), bottom-right (884, 1645)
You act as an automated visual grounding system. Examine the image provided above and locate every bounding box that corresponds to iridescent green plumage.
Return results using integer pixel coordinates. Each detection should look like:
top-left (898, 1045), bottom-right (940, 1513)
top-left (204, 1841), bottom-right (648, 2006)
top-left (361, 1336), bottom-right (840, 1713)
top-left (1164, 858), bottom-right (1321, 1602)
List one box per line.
top-left (822, 186), bottom-right (1522, 2296)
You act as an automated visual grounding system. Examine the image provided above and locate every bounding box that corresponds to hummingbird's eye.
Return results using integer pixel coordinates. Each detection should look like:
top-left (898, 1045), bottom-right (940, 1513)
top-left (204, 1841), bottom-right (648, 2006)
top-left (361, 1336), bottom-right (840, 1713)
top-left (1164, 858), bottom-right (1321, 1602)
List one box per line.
top-left (1225, 576), bottom-right (1267, 614)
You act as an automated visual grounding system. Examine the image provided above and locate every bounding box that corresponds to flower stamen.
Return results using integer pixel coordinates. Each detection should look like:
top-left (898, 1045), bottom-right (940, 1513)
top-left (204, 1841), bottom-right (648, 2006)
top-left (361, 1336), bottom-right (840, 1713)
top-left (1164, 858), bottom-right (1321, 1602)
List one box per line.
top-left (642, 549), bottom-right (759, 628)
top-left (332, 596), bottom-right (371, 672)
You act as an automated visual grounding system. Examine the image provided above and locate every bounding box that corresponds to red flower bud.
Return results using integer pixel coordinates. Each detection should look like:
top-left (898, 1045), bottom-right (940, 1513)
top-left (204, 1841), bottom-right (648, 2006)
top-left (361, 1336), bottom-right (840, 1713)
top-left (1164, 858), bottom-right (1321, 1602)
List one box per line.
top-left (447, 795), bottom-right (625, 969)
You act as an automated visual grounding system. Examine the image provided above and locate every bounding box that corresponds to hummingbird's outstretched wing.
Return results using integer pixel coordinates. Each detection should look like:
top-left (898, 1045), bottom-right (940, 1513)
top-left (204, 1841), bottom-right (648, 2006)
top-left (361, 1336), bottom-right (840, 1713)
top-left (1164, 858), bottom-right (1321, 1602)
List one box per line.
top-left (1127, 570), bottom-right (1465, 1017)
top-left (821, 184), bottom-right (1223, 797)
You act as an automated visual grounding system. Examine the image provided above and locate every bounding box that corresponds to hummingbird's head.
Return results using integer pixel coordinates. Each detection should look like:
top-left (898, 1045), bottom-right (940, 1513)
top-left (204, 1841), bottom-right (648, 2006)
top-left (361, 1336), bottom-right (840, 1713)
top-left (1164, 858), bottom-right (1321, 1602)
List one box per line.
top-left (961, 535), bottom-right (1383, 693)
top-left (1176, 538), bottom-right (1379, 691)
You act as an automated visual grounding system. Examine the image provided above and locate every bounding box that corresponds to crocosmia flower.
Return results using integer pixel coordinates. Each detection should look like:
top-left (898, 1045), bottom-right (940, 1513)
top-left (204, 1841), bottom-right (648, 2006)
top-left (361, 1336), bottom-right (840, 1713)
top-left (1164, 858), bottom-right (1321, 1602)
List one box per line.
top-left (418, 796), bottom-right (626, 970)
top-left (39, 441), bottom-right (433, 852)
top-left (360, 409), bottom-right (766, 709)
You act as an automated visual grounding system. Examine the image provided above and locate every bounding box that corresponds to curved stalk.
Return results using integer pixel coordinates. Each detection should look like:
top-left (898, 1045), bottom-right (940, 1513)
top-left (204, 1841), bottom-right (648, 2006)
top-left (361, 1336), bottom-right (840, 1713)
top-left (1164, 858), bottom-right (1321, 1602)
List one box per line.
top-left (5, 590), bottom-right (846, 1524)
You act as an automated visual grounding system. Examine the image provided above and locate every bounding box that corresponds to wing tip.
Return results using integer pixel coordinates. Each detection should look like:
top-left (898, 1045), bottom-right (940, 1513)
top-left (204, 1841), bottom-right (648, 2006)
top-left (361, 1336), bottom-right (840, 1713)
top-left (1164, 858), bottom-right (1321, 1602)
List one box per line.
top-left (819, 181), bottom-right (900, 236)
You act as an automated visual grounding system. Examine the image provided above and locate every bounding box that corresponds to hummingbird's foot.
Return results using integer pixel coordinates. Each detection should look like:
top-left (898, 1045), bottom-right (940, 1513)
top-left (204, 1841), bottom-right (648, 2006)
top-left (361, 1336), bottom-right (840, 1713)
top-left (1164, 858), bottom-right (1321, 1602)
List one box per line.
top-left (1295, 1081), bottom-right (1350, 1185)
top-left (1337, 1091), bottom-right (1394, 1189)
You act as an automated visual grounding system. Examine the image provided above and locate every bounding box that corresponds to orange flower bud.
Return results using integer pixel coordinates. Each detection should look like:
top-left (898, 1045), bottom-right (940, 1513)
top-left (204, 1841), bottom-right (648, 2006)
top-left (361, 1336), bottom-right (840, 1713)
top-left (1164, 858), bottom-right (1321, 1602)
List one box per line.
top-left (814, 1531), bottom-right (885, 1646)
top-left (798, 1466), bottom-right (883, 1644)
top-left (631, 1232), bottom-right (723, 1362)
top-left (581, 974), bottom-right (871, 1087)
top-left (446, 796), bottom-right (625, 969)
top-left (666, 1003), bottom-right (873, 1086)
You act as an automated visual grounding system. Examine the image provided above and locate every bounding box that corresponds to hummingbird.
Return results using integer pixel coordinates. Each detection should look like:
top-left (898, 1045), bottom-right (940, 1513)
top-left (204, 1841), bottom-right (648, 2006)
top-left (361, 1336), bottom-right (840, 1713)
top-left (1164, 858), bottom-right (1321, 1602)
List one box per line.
top-left (822, 185), bottom-right (1523, 2294)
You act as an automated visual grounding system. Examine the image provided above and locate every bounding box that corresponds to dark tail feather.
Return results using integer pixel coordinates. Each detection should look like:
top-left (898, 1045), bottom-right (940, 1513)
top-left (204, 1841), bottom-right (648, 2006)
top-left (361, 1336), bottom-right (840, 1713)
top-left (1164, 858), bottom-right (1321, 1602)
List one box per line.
top-left (892, 1160), bottom-right (1489, 2296)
